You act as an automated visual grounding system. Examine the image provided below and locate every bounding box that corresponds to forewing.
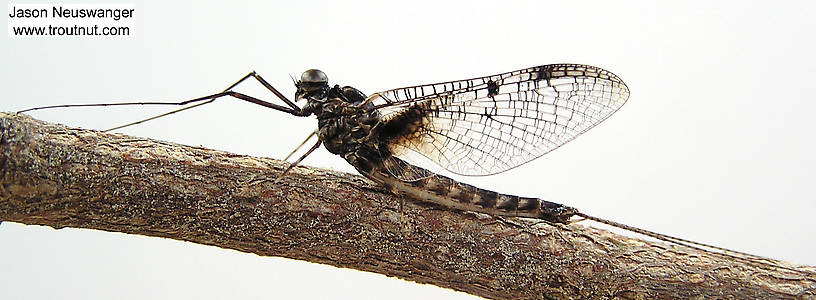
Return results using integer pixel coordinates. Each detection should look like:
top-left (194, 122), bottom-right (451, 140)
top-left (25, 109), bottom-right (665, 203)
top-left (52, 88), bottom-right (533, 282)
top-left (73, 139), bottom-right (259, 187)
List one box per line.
top-left (368, 64), bottom-right (630, 176)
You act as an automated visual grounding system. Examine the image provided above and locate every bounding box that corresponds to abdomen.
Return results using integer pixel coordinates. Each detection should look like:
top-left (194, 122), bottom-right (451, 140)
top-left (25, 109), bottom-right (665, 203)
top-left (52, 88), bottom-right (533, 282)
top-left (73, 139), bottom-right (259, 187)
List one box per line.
top-left (367, 157), bottom-right (576, 223)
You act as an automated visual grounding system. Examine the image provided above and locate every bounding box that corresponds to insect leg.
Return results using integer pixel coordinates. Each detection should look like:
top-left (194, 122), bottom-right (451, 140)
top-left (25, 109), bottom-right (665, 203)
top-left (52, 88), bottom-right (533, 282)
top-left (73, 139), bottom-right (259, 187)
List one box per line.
top-left (275, 139), bottom-right (322, 182)
top-left (17, 71), bottom-right (308, 132)
top-left (104, 71), bottom-right (307, 131)
top-left (283, 130), bottom-right (318, 161)
top-left (17, 72), bottom-right (257, 114)
top-left (248, 72), bottom-right (300, 111)
top-left (102, 90), bottom-right (301, 132)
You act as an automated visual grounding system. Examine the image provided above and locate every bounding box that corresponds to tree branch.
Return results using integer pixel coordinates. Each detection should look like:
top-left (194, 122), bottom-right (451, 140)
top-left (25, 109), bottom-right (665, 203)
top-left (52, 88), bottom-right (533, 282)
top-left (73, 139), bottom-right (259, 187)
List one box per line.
top-left (1, 112), bottom-right (814, 299)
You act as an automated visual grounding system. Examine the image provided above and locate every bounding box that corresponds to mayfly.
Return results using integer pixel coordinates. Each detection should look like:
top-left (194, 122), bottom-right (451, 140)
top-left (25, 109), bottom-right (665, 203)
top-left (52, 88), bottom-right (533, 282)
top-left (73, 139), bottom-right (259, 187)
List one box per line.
top-left (16, 64), bottom-right (788, 270)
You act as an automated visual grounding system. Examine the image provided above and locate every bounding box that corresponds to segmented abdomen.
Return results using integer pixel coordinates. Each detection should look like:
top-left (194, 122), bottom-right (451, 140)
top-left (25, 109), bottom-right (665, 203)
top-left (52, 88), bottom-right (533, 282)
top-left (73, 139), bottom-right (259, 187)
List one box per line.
top-left (367, 157), bottom-right (577, 223)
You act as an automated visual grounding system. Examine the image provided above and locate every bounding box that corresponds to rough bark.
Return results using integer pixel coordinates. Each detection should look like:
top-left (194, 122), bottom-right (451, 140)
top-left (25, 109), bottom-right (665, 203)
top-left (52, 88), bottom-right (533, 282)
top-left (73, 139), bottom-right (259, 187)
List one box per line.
top-left (1, 112), bottom-right (814, 299)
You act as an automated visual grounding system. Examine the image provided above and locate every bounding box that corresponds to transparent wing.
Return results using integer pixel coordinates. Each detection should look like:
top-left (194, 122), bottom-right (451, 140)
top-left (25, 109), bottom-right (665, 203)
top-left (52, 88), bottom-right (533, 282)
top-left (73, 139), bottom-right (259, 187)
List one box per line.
top-left (380, 155), bottom-right (436, 182)
top-left (368, 64), bottom-right (630, 176)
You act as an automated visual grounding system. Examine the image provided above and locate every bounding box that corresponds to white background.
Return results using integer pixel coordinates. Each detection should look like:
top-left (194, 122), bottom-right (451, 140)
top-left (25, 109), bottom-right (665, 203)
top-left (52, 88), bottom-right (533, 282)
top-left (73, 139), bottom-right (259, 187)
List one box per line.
top-left (2, 1), bottom-right (814, 299)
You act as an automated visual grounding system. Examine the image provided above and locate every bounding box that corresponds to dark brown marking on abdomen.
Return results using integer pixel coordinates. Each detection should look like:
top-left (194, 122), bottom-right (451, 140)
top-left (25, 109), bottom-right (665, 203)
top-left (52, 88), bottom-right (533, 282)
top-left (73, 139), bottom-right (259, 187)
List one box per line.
top-left (419, 176), bottom-right (449, 196)
top-left (448, 182), bottom-right (473, 203)
top-left (366, 156), bottom-right (552, 219)
top-left (518, 197), bottom-right (540, 211)
top-left (496, 195), bottom-right (520, 210)
top-left (475, 190), bottom-right (498, 208)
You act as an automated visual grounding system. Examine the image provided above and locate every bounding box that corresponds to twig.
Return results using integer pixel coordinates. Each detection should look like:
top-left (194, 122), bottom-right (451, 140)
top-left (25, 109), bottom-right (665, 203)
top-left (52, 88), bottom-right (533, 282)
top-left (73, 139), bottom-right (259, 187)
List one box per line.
top-left (1, 112), bottom-right (814, 299)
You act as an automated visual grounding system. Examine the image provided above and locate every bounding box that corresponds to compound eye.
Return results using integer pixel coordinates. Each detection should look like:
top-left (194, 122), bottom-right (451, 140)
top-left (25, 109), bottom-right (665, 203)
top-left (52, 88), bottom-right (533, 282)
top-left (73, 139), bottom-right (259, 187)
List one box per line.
top-left (300, 69), bottom-right (328, 85)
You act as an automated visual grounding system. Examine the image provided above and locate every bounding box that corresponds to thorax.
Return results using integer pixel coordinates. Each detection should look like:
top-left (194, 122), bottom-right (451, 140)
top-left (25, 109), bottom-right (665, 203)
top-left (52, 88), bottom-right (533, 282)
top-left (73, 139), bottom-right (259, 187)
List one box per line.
top-left (306, 96), bottom-right (377, 156)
